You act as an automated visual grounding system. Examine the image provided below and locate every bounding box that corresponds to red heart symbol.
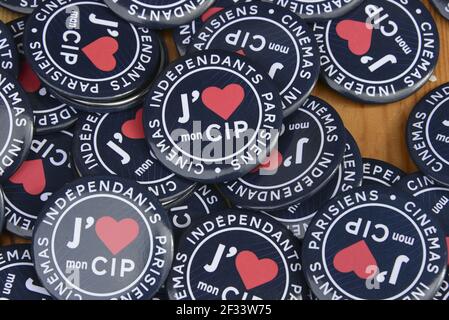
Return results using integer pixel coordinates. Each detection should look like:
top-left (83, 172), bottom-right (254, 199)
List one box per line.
top-left (333, 240), bottom-right (378, 279)
top-left (201, 6), bottom-right (224, 22)
top-left (251, 149), bottom-right (283, 173)
top-left (235, 250), bottom-right (279, 290)
top-left (202, 84), bottom-right (244, 120)
top-left (336, 20), bottom-right (373, 56)
top-left (9, 159), bottom-right (46, 195)
top-left (19, 61), bottom-right (41, 93)
top-left (82, 37), bottom-right (118, 72)
top-left (95, 216), bottom-right (139, 255)
top-left (121, 108), bottom-right (145, 139)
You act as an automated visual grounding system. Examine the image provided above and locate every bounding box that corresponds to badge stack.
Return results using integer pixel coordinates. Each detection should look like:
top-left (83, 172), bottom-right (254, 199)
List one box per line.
top-left (0, 0), bottom-right (447, 300)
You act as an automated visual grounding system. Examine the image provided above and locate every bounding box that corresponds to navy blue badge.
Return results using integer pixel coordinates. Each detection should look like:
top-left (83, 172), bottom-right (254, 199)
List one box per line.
top-left (0, 72), bottom-right (34, 183)
top-left (189, 2), bottom-right (320, 117)
top-left (312, 0), bottom-right (439, 103)
top-left (32, 176), bottom-right (173, 300)
top-left (395, 173), bottom-right (449, 300)
top-left (3, 131), bottom-right (77, 238)
top-left (168, 184), bottom-right (228, 240)
top-left (431, 0), bottom-right (449, 20)
top-left (219, 96), bottom-right (346, 210)
top-left (143, 50), bottom-right (283, 183)
top-left (166, 210), bottom-right (307, 300)
top-left (434, 270), bottom-right (449, 300)
top-left (302, 186), bottom-right (447, 300)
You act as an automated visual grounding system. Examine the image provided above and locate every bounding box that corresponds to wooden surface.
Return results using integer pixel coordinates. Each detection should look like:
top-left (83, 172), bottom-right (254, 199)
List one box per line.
top-left (0, 0), bottom-right (448, 244)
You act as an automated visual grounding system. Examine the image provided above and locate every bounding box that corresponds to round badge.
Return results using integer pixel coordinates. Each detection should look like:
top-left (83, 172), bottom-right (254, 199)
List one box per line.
top-left (431, 0), bottom-right (449, 20)
top-left (395, 173), bottom-right (449, 300)
top-left (73, 108), bottom-right (196, 204)
top-left (407, 83), bottom-right (449, 187)
top-left (8, 17), bottom-right (79, 134)
top-left (0, 72), bottom-right (34, 183)
top-left (168, 184), bottom-right (228, 240)
top-left (24, 0), bottom-right (161, 103)
top-left (0, 21), bottom-right (19, 78)
top-left (395, 173), bottom-right (449, 237)
top-left (143, 50), bottom-right (283, 183)
top-left (264, 129), bottom-right (362, 239)
top-left (362, 158), bottom-right (405, 187)
top-left (263, 0), bottom-right (364, 21)
top-left (166, 210), bottom-right (307, 300)
top-left (312, 0), bottom-right (439, 104)
top-left (173, 0), bottom-right (253, 56)
top-left (32, 176), bottom-right (173, 300)
top-left (189, 2), bottom-right (320, 117)
top-left (3, 131), bottom-right (77, 239)
top-left (0, 0), bottom-right (44, 14)
top-left (219, 96), bottom-right (346, 210)
top-left (302, 186), bottom-right (448, 300)
top-left (0, 244), bottom-right (52, 300)
top-left (103, 0), bottom-right (216, 29)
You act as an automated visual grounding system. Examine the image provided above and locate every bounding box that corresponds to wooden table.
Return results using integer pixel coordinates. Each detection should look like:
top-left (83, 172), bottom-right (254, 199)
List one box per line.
top-left (0, 0), bottom-right (448, 245)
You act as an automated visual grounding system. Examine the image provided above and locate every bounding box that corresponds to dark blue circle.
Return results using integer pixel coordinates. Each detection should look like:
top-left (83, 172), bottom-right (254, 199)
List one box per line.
top-left (265, 129), bottom-right (362, 239)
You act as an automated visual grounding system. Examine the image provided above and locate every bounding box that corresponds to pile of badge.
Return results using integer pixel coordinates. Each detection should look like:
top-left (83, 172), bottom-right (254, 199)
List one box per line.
top-left (0, 0), bottom-right (448, 301)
